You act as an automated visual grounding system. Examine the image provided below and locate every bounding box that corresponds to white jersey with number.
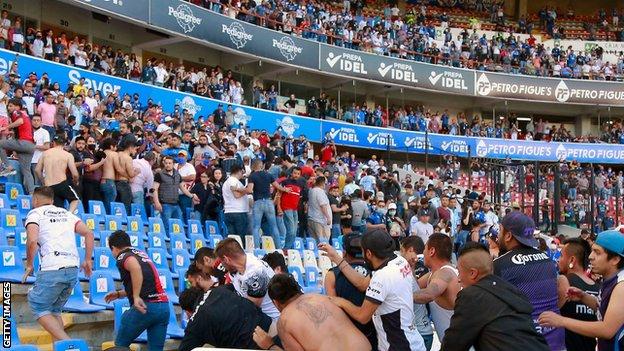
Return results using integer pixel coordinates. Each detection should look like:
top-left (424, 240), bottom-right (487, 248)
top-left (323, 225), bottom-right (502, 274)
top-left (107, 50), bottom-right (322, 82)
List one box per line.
top-left (25, 204), bottom-right (81, 271)
top-left (365, 255), bottom-right (426, 351)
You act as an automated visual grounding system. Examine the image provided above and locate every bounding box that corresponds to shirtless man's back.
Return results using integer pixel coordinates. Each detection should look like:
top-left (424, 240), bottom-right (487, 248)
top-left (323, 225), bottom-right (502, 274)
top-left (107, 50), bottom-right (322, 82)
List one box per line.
top-left (35, 135), bottom-right (80, 212)
top-left (99, 138), bottom-right (119, 214)
top-left (114, 140), bottom-right (137, 214)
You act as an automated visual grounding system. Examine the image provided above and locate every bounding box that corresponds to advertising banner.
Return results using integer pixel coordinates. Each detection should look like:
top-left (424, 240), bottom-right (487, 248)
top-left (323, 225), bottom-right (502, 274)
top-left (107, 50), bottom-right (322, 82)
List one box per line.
top-left (319, 44), bottom-right (475, 94)
top-left (149, 0), bottom-right (319, 69)
top-left (475, 71), bottom-right (624, 106)
top-left (0, 49), bottom-right (321, 141)
top-left (68, 0), bottom-right (150, 22)
top-left (544, 39), bottom-right (624, 65)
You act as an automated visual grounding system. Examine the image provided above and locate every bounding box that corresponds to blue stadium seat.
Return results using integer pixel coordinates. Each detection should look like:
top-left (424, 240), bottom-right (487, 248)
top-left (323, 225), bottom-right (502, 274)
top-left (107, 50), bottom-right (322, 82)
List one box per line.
top-left (113, 299), bottom-right (147, 342)
top-left (104, 215), bottom-right (123, 232)
top-left (148, 248), bottom-right (173, 274)
top-left (166, 301), bottom-right (185, 338)
top-left (15, 227), bottom-right (27, 258)
top-left (4, 182), bottom-right (24, 206)
top-left (204, 220), bottom-right (220, 236)
top-left (99, 231), bottom-right (112, 248)
top-left (63, 280), bottom-right (106, 313)
top-left (88, 200), bottom-right (107, 216)
top-left (76, 247), bottom-right (89, 281)
top-left (128, 232), bottom-right (145, 250)
top-left (189, 234), bottom-right (206, 255)
top-left (254, 248), bottom-right (267, 258)
top-left (53, 339), bottom-right (89, 351)
top-left (332, 236), bottom-right (343, 251)
top-left (126, 216), bottom-right (144, 234)
top-left (177, 268), bottom-right (188, 295)
top-left (184, 207), bottom-right (194, 222)
top-left (168, 218), bottom-right (185, 236)
top-left (15, 195), bottom-right (32, 216)
top-left (0, 193), bottom-right (10, 209)
top-left (169, 234), bottom-right (188, 254)
top-left (109, 202), bottom-right (128, 222)
top-left (148, 233), bottom-right (169, 256)
top-left (89, 270), bottom-right (115, 309)
top-left (11, 345), bottom-right (40, 351)
top-left (1, 209), bottom-right (24, 236)
top-left (0, 228), bottom-right (8, 246)
top-left (304, 266), bottom-right (323, 293)
top-left (148, 217), bottom-right (166, 236)
top-left (72, 201), bottom-right (86, 216)
top-left (187, 219), bottom-right (203, 237)
top-left (131, 203), bottom-right (148, 224)
top-left (171, 249), bottom-right (190, 272)
top-left (75, 231), bottom-right (99, 249)
top-left (306, 237), bottom-right (319, 257)
top-left (0, 246), bottom-right (34, 283)
top-left (293, 237), bottom-right (305, 253)
top-left (93, 247), bottom-right (120, 280)
top-left (207, 234), bottom-right (223, 249)
top-left (157, 269), bottom-right (179, 305)
top-left (81, 213), bottom-right (100, 233)
top-left (288, 266), bottom-right (306, 288)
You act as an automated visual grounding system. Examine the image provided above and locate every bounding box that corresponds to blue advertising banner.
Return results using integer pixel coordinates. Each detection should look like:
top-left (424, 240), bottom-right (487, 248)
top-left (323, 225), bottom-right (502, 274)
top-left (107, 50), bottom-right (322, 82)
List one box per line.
top-left (5, 48), bottom-right (624, 164)
top-left (65, 0), bottom-right (150, 22)
top-left (0, 49), bottom-right (321, 141)
top-left (149, 0), bottom-right (320, 69)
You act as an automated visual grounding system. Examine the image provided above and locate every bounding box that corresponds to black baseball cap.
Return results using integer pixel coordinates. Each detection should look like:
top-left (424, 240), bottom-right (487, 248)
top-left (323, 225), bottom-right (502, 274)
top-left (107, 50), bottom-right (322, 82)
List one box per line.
top-left (500, 212), bottom-right (538, 247)
top-left (361, 229), bottom-right (395, 259)
top-left (342, 233), bottom-right (363, 258)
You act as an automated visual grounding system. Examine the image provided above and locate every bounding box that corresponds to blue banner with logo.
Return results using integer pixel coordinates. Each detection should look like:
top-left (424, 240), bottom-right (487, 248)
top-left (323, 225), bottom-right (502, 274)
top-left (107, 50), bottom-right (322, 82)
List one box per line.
top-left (66, 0), bottom-right (150, 22)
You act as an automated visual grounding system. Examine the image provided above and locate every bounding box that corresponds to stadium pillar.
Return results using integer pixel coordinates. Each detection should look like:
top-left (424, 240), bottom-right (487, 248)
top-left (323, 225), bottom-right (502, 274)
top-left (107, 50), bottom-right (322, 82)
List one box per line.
top-left (533, 161), bottom-right (540, 224)
top-left (424, 128), bottom-right (429, 176)
top-left (590, 165), bottom-right (595, 234)
top-left (554, 166), bottom-right (561, 233)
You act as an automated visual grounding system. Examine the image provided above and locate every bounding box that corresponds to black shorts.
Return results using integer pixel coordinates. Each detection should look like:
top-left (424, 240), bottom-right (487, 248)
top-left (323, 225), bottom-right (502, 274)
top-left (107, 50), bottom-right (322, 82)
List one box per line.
top-left (50, 180), bottom-right (80, 208)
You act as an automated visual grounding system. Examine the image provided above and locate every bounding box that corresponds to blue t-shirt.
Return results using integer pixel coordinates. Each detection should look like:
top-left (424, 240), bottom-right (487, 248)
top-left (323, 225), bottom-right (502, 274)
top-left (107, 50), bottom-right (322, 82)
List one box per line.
top-left (248, 171), bottom-right (275, 201)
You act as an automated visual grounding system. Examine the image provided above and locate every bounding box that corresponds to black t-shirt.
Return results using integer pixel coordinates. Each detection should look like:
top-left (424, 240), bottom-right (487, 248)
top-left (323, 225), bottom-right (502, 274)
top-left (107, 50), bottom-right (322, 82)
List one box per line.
top-left (328, 195), bottom-right (342, 224)
top-left (560, 274), bottom-right (600, 351)
top-left (116, 248), bottom-right (168, 306)
top-left (248, 170), bottom-right (275, 201)
top-left (178, 286), bottom-right (272, 351)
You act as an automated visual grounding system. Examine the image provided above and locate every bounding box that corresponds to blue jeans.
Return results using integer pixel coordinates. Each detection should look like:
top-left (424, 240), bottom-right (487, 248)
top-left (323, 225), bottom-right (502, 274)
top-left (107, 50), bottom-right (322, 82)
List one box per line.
top-left (421, 333), bottom-right (434, 351)
top-left (101, 179), bottom-right (117, 214)
top-left (28, 267), bottom-right (78, 318)
top-left (132, 191), bottom-right (144, 206)
top-left (455, 230), bottom-right (469, 251)
top-left (225, 212), bottom-right (248, 242)
top-left (115, 302), bottom-right (169, 351)
top-left (331, 224), bottom-right (341, 240)
top-left (283, 210), bottom-right (298, 249)
top-left (160, 203), bottom-right (182, 230)
top-left (178, 195), bottom-right (192, 224)
top-left (252, 199), bottom-right (281, 249)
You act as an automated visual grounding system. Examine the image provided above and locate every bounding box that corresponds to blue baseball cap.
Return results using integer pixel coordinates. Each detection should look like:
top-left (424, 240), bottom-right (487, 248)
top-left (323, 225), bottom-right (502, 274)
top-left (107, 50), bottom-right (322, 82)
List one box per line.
top-left (596, 230), bottom-right (624, 257)
top-left (500, 212), bottom-right (537, 247)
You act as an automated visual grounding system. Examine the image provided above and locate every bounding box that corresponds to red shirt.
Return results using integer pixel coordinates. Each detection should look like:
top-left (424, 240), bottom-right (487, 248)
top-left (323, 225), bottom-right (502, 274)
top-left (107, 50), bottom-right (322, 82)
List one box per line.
top-left (321, 146), bottom-right (334, 162)
top-left (12, 110), bottom-right (34, 143)
top-left (279, 178), bottom-right (302, 211)
top-left (301, 165), bottom-right (314, 178)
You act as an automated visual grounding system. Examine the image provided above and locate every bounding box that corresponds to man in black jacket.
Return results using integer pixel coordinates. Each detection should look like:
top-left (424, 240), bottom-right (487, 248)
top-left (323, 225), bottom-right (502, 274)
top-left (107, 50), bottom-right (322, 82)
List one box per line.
top-left (441, 243), bottom-right (549, 351)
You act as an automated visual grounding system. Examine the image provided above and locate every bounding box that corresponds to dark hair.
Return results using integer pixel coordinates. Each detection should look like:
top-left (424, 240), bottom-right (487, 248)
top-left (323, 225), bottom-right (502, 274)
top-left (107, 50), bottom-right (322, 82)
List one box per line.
top-left (179, 286), bottom-right (205, 313)
top-left (605, 249), bottom-right (624, 269)
top-left (268, 274), bottom-right (302, 304)
top-left (108, 230), bottom-right (131, 250)
top-left (100, 138), bottom-right (116, 151)
top-left (74, 136), bottom-right (86, 144)
top-left (314, 176), bottom-right (326, 186)
top-left (262, 252), bottom-right (287, 273)
top-left (32, 186), bottom-right (54, 199)
top-left (185, 261), bottom-right (204, 278)
top-left (7, 98), bottom-right (22, 108)
top-left (194, 247), bottom-right (216, 263)
top-left (427, 233), bottom-right (453, 262)
top-left (457, 242), bottom-right (489, 258)
top-left (563, 238), bottom-right (591, 270)
top-left (401, 236), bottom-right (425, 255)
top-left (230, 164), bottom-right (243, 175)
top-left (214, 238), bottom-right (245, 258)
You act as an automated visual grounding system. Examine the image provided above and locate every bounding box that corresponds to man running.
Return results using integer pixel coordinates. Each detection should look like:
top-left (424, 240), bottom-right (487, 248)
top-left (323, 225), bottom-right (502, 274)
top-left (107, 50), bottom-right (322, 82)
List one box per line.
top-left (252, 274), bottom-right (372, 351)
top-left (22, 186), bottom-right (94, 341)
top-left (414, 233), bottom-right (461, 341)
top-left (115, 138), bottom-right (137, 214)
top-left (0, 98), bottom-right (35, 193)
top-left (34, 134), bottom-right (81, 214)
top-left (495, 212), bottom-right (565, 351)
top-left (539, 229), bottom-right (624, 351)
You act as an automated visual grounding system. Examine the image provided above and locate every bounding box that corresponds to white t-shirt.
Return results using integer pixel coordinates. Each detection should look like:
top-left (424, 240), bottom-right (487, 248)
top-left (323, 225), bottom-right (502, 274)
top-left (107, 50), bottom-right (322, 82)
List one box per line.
top-left (74, 49), bottom-right (87, 67)
top-left (231, 254), bottom-right (280, 320)
top-left (0, 90), bottom-right (7, 117)
top-left (25, 205), bottom-right (81, 271)
top-left (365, 255), bottom-right (425, 351)
top-left (177, 162), bottom-right (196, 194)
top-left (410, 217), bottom-right (434, 243)
top-left (32, 127), bottom-right (50, 164)
top-left (222, 175), bottom-right (249, 213)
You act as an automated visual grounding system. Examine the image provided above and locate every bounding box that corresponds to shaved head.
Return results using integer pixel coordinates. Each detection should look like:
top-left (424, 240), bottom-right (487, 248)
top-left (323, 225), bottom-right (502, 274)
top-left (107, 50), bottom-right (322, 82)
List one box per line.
top-left (457, 243), bottom-right (493, 288)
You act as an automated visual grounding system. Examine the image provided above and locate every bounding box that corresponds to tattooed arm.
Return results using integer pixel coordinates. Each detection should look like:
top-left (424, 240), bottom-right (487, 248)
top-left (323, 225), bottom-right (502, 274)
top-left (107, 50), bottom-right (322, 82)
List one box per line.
top-left (331, 297), bottom-right (379, 324)
top-left (413, 268), bottom-right (455, 304)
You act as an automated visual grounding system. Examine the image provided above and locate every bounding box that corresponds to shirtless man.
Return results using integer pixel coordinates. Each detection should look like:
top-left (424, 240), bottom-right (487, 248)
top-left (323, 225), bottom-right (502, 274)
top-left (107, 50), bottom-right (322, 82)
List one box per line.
top-left (115, 139), bottom-right (138, 214)
top-left (253, 274), bottom-right (371, 351)
top-left (413, 233), bottom-right (461, 342)
top-left (34, 134), bottom-right (80, 213)
top-left (100, 138), bottom-right (119, 214)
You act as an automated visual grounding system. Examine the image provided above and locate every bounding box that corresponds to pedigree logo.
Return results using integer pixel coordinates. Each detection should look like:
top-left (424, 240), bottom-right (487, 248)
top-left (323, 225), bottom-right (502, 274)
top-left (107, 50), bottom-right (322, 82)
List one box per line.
top-left (168, 4), bottom-right (202, 33)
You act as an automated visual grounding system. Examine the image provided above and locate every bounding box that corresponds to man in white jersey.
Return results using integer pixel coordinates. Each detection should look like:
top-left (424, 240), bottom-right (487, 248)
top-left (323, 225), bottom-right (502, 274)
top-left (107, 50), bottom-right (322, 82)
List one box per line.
top-left (413, 233), bottom-right (461, 341)
top-left (215, 238), bottom-right (280, 321)
top-left (22, 186), bottom-right (94, 341)
top-left (328, 229), bottom-right (426, 351)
